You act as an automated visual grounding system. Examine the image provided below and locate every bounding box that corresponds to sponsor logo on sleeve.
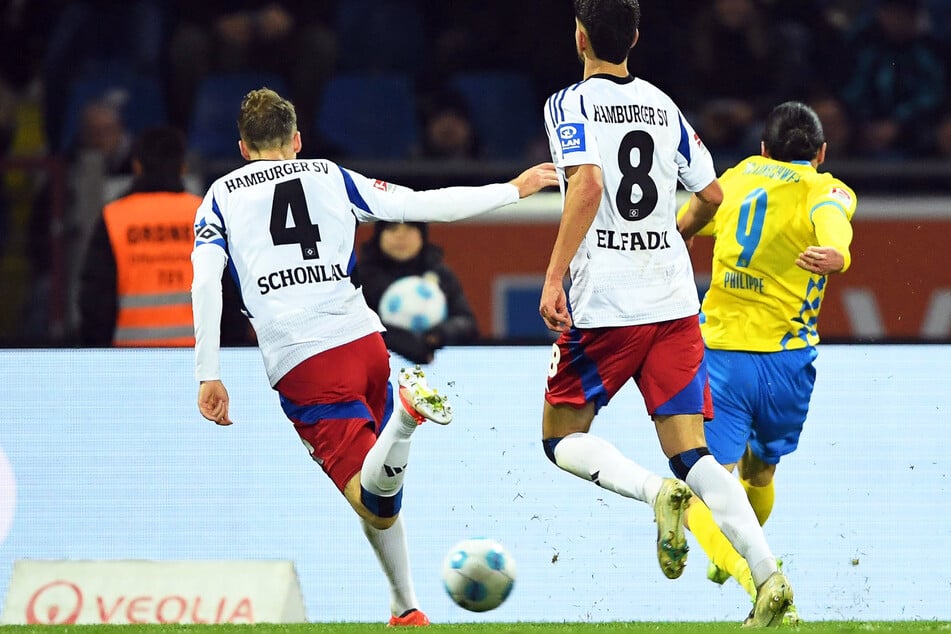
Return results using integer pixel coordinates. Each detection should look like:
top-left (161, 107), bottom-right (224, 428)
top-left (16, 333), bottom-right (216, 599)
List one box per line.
top-left (830, 187), bottom-right (853, 206)
top-left (557, 123), bottom-right (586, 154)
top-left (373, 180), bottom-right (389, 192)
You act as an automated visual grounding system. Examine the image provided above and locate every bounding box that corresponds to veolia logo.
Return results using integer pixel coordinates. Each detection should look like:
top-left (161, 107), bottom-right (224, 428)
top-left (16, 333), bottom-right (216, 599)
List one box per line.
top-left (25, 580), bottom-right (84, 624)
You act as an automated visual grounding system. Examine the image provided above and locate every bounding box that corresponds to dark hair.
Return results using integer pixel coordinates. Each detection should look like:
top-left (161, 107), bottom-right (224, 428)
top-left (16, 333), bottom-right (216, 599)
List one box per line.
top-left (574, 0), bottom-right (640, 64)
top-left (373, 221), bottom-right (429, 244)
top-left (762, 102), bottom-right (825, 162)
top-left (131, 126), bottom-right (186, 180)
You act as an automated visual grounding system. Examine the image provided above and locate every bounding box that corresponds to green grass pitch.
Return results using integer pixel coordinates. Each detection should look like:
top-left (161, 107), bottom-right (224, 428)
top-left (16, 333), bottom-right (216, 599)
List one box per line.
top-left (0, 622), bottom-right (948, 634)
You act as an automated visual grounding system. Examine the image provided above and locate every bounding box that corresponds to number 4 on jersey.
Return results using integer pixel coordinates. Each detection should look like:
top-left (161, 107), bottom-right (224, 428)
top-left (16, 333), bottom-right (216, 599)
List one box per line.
top-left (270, 178), bottom-right (321, 259)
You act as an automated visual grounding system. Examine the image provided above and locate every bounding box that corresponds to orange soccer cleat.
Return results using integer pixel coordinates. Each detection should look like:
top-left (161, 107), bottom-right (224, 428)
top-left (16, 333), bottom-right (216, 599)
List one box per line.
top-left (388, 608), bottom-right (430, 627)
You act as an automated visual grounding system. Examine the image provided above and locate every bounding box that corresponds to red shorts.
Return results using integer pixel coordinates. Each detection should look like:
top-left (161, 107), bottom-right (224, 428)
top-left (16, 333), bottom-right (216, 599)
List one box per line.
top-left (275, 333), bottom-right (393, 491)
top-left (545, 315), bottom-right (713, 419)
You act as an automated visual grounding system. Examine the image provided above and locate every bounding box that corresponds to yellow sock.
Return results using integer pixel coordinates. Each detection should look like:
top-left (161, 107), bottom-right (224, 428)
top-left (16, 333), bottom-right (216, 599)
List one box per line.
top-left (741, 479), bottom-right (775, 526)
top-left (686, 500), bottom-right (756, 599)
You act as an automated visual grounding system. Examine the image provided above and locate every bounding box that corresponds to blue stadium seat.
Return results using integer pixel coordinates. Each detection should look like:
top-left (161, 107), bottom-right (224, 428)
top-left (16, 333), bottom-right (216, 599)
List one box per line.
top-left (187, 72), bottom-right (289, 160)
top-left (449, 72), bottom-right (542, 160)
top-left (334, 0), bottom-right (426, 73)
top-left (315, 74), bottom-right (418, 160)
top-left (59, 65), bottom-right (167, 152)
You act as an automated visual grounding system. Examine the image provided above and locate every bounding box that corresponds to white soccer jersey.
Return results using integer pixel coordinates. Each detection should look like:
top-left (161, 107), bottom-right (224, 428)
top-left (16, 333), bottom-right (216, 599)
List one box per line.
top-left (192, 159), bottom-right (518, 385)
top-left (544, 74), bottom-right (717, 327)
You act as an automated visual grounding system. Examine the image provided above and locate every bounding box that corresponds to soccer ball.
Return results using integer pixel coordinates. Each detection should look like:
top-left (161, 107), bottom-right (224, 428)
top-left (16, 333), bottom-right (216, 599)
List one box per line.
top-left (378, 274), bottom-right (447, 333)
top-left (441, 538), bottom-right (516, 612)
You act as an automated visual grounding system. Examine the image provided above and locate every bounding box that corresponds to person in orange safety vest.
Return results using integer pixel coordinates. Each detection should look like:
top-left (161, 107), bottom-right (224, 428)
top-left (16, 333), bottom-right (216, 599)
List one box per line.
top-left (79, 126), bottom-right (250, 346)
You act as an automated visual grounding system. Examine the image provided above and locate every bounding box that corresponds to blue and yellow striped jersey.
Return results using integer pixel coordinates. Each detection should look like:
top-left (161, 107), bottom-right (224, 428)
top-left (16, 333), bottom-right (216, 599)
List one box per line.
top-left (683, 155), bottom-right (857, 351)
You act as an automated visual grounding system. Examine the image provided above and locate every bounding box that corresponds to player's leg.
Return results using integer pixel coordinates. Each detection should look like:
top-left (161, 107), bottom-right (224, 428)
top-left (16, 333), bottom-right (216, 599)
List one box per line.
top-left (738, 446), bottom-right (776, 525)
top-left (543, 327), bottom-right (668, 505)
top-left (276, 334), bottom-right (436, 626)
top-left (643, 317), bottom-right (791, 623)
top-left (542, 328), bottom-right (682, 577)
top-left (741, 346), bottom-right (817, 525)
top-left (685, 348), bottom-right (758, 596)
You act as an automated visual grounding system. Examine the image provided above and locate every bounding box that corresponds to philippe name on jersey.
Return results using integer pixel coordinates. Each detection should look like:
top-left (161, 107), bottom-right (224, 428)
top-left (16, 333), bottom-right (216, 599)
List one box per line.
top-left (592, 104), bottom-right (669, 126)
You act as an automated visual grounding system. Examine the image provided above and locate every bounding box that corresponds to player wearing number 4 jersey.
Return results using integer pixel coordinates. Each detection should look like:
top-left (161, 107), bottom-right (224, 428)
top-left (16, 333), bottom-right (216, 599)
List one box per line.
top-left (677, 102), bottom-right (856, 624)
top-left (539, 0), bottom-right (792, 627)
top-left (191, 88), bottom-right (557, 627)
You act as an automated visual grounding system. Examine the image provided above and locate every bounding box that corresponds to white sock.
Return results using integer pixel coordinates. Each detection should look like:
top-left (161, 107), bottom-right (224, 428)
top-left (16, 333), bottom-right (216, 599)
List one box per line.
top-left (684, 454), bottom-right (778, 586)
top-left (361, 401), bottom-right (418, 497)
top-left (553, 432), bottom-right (664, 504)
top-left (361, 515), bottom-right (418, 615)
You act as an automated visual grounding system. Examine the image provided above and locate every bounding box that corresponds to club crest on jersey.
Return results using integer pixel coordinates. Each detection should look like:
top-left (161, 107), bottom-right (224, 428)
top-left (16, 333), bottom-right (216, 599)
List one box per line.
top-left (373, 179), bottom-right (389, 192)
top-left (558, 123), bottom-right (586, 154)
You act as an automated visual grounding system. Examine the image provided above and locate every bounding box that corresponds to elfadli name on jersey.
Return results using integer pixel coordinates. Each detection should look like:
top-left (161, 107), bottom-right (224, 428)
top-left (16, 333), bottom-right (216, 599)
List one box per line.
top-left (595, 229), bottom-right (671, 252)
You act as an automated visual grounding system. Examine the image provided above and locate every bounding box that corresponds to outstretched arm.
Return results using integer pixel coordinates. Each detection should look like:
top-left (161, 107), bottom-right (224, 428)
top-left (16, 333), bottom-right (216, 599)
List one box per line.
top-left (349, 163), bottom-right (558, 224)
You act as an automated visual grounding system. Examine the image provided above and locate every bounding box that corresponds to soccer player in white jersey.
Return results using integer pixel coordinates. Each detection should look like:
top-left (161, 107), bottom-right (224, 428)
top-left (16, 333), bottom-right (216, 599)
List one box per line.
top-left (538, 0), bottom-right (793, 626)
top-left (191, 88), bottom-right (557, 627)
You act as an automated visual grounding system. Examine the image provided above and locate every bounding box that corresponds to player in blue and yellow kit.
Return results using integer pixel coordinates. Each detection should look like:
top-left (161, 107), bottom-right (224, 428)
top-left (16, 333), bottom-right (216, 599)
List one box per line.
top-left (678, 101), bottom-right (856, 621)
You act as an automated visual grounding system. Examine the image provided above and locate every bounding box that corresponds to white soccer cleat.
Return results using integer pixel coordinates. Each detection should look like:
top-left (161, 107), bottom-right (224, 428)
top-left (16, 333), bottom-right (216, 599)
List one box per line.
top-left (742, 571), bottom-right (794, 628)
top-left (398, 366), bottom-right (453, 425)
top-left (654, 478), bottom-right (692, 579)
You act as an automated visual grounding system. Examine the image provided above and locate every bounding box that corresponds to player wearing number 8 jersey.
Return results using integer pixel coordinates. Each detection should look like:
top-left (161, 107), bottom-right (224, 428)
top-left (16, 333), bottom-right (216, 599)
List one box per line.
top-left (677, 102), bottom-right (856, 618)
top-left (539, 0), bottom-right (792, 626)
top-left (191, 88), bottom-right (557, 626)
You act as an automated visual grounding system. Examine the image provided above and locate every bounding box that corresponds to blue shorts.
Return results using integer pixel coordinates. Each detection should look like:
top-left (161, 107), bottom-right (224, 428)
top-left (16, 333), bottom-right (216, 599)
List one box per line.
top-left (703, 346), bottom-right (817, 465)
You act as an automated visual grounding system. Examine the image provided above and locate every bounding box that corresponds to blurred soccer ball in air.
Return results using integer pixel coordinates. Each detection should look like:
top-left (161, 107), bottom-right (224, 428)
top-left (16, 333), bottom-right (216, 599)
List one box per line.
top-left (378, 274), bottom-right (448, 333)
top-left (441, 537), bottom-right (516, 612)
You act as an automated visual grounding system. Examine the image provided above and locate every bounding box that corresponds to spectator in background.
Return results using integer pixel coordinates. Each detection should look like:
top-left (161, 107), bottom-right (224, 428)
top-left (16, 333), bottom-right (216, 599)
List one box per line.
top-left (809, 93), bottom-right (856, 158)
top-left (686, 0), bottom-right (796, 161)
top-left (78, 125), bottom-right (250, 346)
top-left (415, 91), bottom-right (481, 160)
top-left (166, 1), bottom-right (337, 141)
top-left (841, 0), bottom-right (946, 158)
top-left (69, 99), bottom-right (134, 176)
top-left (934, 108), bottom-right (951, 164)
top-left (41, 0), bottom-right (168, 152)
top-left (359, 221), bottom-right (478, 365)
top-left (24, 96), bottom-right (135, 340)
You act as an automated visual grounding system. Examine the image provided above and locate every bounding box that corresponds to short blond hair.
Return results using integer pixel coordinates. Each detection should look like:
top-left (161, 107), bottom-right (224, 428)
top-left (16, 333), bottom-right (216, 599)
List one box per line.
top-left (237, 88), bottom-right (298, 152)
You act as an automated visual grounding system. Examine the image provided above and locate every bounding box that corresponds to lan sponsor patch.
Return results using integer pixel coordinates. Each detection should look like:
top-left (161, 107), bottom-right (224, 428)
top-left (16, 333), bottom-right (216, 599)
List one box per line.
top-left (557, 123), bottom-right (586, 155)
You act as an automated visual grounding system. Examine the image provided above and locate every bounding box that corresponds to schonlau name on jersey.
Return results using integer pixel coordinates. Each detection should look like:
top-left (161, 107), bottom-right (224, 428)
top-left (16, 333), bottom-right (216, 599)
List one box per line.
top-left (257, 263), bottom-right (349, 295)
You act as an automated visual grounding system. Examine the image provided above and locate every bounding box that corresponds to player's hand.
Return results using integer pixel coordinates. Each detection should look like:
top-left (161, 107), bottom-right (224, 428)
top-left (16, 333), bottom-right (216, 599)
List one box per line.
top-left (198, 380), bottom-right (233, 426)
top-left (539, 281), bottom-right (572, 332)
top-left (796, 246), bottom-right (844, 276)
top-left (510, 163), bottom-right (559, 198)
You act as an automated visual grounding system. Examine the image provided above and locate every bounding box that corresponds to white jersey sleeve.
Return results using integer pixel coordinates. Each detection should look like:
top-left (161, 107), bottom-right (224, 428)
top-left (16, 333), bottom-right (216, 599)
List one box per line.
top-left (339, 168), bottom-right (519, 223)
top-left (191, 242), bottom-right (227, 381)
top-left (543, 75), bottom-right (715, 327)
top-left (192, 159), bottom-right (521, 386)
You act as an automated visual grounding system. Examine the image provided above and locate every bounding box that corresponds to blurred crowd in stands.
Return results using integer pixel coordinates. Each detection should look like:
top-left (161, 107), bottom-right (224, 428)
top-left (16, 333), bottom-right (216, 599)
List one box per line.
top-left (1, 0), bottom-right (950, 344)
top-left (3, 0), bottom-right (950, 165)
